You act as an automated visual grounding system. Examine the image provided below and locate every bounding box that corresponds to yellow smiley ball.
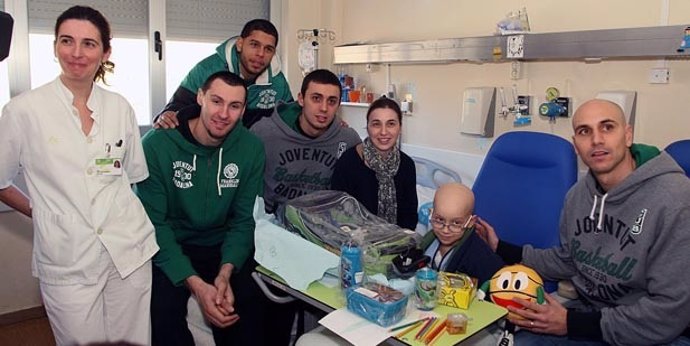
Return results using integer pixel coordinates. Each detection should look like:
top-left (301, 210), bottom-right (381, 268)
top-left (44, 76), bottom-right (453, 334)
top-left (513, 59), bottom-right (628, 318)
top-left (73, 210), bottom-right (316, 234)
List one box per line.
top-left (488, 264), bottom-right (544, 320)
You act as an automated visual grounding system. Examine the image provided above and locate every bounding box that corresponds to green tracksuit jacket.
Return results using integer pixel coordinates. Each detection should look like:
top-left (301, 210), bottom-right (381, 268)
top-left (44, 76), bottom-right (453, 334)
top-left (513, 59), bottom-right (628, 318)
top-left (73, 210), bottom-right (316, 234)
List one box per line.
top-left (137, 117), bottom-right (265, 286)
top-left (160, 37), bottom-right (293, 128)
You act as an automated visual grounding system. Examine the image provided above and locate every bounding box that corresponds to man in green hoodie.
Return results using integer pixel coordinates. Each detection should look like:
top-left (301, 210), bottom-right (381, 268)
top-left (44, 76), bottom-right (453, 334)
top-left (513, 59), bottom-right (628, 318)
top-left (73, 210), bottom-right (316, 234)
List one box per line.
top-left (156, 18), bottom-right (293, 129)
top-left (137, 71), bottom-right (266, 345)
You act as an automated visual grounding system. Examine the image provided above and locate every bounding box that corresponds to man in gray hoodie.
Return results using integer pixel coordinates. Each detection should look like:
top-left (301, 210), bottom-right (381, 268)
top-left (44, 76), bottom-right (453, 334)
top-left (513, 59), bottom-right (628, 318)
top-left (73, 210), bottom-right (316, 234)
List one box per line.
top-left (251, 69), bottom-right (361, 214)
top-left (476, 99), bottom-right (690, 345)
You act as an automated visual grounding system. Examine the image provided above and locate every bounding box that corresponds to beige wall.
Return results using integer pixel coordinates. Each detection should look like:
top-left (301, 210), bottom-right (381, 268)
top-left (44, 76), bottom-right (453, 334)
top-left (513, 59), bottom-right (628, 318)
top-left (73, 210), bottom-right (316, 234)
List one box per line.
top-left (283, 0), bottom-right (690, 155)
top-left (0, 212), bottom-right (41, 315)
top-left (281, 0), bottom-right (343, 94)
top-left (3, 0), bottom-right (689, 316)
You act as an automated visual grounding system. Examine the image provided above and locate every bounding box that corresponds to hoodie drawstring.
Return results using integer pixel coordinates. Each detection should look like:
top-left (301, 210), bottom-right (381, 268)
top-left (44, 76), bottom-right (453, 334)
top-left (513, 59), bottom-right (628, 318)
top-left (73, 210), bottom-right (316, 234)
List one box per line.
top-left (192, 154), bottom-right (197, 171)
top-left (588, 193), bottom-right (608, 232)
top-left (588, 195), bottom-right (598, 221)
top-left (596, 193), bottom-right (608, 231)
top-left (216, 148), bottom-right (223, 196)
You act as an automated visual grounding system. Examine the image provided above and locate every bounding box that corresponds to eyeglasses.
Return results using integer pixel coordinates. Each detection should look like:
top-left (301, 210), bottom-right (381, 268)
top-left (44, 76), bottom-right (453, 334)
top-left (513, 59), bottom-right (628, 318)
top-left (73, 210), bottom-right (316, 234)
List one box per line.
top-left (430, 214), bottom-right (476, 233)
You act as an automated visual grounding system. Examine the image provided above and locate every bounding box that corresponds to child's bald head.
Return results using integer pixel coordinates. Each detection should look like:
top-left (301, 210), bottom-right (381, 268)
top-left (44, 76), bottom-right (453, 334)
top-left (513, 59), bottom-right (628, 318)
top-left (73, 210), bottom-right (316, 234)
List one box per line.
top-left (433, 182), bottom-right (474, 216)
top-left (431, 183), bottom-right (476, 246)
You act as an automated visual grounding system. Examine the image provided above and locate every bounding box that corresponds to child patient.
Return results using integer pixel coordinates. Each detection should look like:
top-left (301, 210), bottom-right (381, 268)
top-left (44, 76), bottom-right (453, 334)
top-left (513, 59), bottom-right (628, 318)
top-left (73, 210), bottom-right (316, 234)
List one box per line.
top-left (420, 182), bottom-right (504, 284)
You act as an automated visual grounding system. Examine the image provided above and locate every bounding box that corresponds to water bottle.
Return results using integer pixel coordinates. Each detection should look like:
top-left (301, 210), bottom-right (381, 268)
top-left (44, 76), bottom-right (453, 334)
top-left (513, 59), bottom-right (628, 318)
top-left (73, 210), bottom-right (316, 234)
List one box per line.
top-left (340, 243), bottom-right (362, 290)
top-left (341, 86), bottom-right (350, 102)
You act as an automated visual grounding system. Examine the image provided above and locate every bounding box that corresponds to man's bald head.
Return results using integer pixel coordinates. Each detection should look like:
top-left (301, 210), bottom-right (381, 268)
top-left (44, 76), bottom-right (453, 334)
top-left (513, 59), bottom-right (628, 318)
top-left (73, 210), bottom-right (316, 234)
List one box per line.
top-left (573, 99), bottom-right (626, 130)
top-left (571, 98), bottom-right (634, 190)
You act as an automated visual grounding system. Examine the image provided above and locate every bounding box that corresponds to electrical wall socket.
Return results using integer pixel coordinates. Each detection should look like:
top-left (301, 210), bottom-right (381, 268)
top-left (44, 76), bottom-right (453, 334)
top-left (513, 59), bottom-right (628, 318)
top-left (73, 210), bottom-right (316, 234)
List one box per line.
top-left (401, 100), bottom-right (412, 114)
top-left (510, 61), bottom-right (522, 80)
top-left (649, 68), bottom-right (670, 84)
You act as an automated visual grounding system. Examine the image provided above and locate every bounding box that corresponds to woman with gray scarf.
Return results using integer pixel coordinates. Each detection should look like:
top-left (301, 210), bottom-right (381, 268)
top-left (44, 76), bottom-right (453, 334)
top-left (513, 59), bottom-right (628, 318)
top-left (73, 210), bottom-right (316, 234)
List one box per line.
top-left (331, 97), bottom-right (418, 229)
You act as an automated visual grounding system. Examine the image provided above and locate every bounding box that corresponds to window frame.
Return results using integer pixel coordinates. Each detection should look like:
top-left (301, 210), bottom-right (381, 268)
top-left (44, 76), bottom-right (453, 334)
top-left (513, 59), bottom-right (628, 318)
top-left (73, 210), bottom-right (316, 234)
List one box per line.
top-left (3, 0), bottom-right (278, 123)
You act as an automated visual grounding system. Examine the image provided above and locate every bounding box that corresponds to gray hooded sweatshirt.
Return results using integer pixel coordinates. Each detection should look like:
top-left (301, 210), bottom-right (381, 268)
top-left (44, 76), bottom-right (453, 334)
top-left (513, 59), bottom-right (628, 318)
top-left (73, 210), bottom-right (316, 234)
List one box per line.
top-left (522, 152), bottom-right (690, 345)
top-left (251, 102), bottom-right (361, 213)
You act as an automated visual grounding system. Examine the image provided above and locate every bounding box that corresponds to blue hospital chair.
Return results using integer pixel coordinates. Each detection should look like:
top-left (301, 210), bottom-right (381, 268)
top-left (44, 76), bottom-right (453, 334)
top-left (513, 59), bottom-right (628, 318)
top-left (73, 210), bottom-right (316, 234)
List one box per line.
top-left (472, 131), bottom-right (578, 292)
top-left (665, 139), bottom-right (690, 178)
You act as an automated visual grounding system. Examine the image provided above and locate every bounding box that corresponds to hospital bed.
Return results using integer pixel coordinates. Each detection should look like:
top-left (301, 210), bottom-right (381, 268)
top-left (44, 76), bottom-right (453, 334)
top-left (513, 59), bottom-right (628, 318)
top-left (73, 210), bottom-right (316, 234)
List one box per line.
top-left (186, 156), bottom-right (463, 345)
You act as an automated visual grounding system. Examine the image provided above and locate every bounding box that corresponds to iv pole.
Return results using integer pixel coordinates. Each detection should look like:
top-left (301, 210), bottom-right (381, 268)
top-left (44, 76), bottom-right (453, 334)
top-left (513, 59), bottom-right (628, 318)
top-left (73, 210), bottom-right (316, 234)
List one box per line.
top-left (297, 28), bottom-right (335, 70)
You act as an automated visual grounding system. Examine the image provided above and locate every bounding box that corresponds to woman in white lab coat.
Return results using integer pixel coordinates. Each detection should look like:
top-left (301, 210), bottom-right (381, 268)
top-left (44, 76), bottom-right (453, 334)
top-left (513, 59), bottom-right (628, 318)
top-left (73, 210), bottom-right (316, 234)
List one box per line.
top-left (0, 6), bottom-right (158, 345)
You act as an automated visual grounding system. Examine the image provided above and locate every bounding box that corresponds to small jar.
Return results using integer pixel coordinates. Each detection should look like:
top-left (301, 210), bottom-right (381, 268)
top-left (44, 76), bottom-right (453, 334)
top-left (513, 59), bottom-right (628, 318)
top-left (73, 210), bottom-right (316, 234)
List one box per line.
top-left (366, 92), bottom-right (375, 103)
top-left (414, 267), bottom-right (438, 310)
top-left (348, 89), bottom-right (361, 103)
top-left (446, 313), bottom-right (468, 335)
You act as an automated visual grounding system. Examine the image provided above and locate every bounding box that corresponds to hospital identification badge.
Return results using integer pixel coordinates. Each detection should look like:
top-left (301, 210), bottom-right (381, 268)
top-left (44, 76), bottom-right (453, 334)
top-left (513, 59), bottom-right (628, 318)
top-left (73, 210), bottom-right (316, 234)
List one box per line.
top-left (95, 158), bottom-right (123, 176)
top-left (97, 142), bottom-right (124, 176)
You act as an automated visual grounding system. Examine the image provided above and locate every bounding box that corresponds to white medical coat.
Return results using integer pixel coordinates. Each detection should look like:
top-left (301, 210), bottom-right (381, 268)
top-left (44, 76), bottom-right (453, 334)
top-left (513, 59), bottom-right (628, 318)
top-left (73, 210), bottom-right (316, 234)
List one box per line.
top-left (0, 78), bottom-right (158, 285)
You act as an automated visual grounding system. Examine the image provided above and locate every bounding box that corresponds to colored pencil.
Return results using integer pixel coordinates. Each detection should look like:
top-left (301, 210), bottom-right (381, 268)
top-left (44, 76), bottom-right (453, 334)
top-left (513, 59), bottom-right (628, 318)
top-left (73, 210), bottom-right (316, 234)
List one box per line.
top-left (394, 320), bottom-right (424, 339)
top-left (389, 317), bottom-right (429, 332)
top-left (424, 318), bottom-right (448, 344)
top-left (427, 327), bottom-right (447, 346)
top-left (416, 316), bottom-right (437, 340)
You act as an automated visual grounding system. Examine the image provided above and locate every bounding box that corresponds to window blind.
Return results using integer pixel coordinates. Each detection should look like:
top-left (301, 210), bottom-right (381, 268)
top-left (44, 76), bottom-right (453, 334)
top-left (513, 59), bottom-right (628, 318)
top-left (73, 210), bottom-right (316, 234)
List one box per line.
top-left (166, 0), bottom-right (269, 42)
top-left (28, 0), bottom-right (148, 38)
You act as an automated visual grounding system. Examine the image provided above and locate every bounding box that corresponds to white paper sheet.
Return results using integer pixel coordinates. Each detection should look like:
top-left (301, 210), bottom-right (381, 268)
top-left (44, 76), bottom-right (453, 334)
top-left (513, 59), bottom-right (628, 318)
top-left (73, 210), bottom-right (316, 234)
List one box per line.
top-left (319, 307), bottom-right (438, 346)
top-left (253, 198), bottom-right (339, 290)
top-left (319, 308), bottom-right (391, 346)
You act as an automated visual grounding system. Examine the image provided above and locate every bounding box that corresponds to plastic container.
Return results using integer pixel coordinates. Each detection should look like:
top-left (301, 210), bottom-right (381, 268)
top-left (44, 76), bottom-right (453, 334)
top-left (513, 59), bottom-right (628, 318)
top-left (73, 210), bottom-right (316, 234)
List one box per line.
top-left (446, 313), bottom-right (468, 334)
top-left (437, 272), bottom-right (476, 309)
top-left (348, 90), bottom-right (361, 103)
top-left (346, 282), bottom-right (408, 327)
top-left (341, 86), bottom-right (350, 102)
top-left (366, 92), bottom-right (375, 103)
top-left (414, 267), bottom-right (438, 310)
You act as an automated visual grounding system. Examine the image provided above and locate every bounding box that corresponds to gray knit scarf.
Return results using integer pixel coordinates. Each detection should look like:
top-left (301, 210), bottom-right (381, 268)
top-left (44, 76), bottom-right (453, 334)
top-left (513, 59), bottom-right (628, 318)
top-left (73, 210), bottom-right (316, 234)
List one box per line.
top-left (362, 137), bottom-right (400, 224)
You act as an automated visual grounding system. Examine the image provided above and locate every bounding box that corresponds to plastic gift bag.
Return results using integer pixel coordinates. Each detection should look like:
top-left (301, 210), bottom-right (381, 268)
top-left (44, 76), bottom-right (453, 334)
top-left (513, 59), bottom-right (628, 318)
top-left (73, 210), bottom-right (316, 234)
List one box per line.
top-left (282, 190), bottom-right (421, 277)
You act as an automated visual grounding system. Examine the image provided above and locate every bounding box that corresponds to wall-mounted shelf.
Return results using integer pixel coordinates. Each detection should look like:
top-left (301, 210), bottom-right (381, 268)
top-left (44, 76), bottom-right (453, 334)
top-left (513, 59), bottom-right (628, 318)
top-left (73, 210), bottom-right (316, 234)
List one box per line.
top-left (333, 25), bottom-right (690, 64)
top-left (341, 102), bottom-right (370, 108)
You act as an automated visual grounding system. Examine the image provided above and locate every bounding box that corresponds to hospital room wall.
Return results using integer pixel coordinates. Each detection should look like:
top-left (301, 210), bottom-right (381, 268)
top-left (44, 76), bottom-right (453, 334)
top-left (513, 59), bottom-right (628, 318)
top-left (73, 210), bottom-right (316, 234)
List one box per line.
top-left (1, 0), bottom-right (688, 317)
top-left (0, 212), bottom-right (40, 316)
top-left (283, 0), bottom-right (690, 156)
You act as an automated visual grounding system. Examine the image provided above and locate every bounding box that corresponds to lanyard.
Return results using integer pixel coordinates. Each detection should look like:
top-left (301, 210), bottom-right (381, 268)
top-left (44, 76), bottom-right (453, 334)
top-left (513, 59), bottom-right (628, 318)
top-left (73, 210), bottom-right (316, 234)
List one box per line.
top-left (431, 245), bottom-right (453, 271)
top-left (430, 228), bottom-right (474, 271)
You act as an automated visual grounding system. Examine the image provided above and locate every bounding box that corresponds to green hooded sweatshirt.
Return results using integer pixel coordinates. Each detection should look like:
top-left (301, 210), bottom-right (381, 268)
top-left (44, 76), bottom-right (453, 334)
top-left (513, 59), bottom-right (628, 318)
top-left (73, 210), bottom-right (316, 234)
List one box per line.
top-left (180, 37), bottom-right (293, 112)
top-left (137, 117), bottom-right (265, 286)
